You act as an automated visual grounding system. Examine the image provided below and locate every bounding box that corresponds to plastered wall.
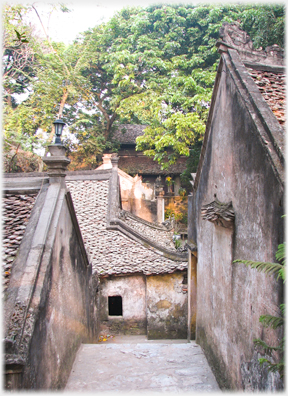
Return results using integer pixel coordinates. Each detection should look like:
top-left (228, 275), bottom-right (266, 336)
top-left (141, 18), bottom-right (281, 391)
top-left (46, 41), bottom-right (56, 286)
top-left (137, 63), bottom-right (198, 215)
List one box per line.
top-left (191, 53), bottom-right (284, 390)
top-left (146, 272), bottom-right (188, 339)
top-left (99, 274), bottom-right (147, 335)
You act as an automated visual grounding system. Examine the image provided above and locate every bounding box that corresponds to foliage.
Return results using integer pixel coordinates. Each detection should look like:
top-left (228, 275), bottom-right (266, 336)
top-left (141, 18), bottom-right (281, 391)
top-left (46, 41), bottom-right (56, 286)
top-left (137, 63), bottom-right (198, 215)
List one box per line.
top-left (2, 3), bottom-right (285, 172)
top-left (165, 176), bottom-right (174, 186)
top-left (2, 4), bottom-right (36, 107)
top-left (234, 243), bottom-right (285, 379)
top-left (174, 238), bottom-right (181, 249)
top-left (164, 198), bottom-right (187, 225)
top-left (2, 3), bottom-right (96, 166)
top-left (3, 141), bottom-right (43, 173)
top-left (180, 140), bottom-right (202, 190)
top-left (178, 187), bottom-right (187, 197)
top-left (239, 5), bottom-right (285, 49)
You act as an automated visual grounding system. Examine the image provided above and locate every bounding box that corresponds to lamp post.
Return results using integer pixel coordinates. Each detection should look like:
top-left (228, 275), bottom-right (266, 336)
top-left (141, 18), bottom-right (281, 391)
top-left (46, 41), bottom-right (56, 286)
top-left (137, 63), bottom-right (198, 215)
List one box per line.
top-left (42, 118), bottom-right (70, 181)
top-left (53, 119), bottom-right (66, 144)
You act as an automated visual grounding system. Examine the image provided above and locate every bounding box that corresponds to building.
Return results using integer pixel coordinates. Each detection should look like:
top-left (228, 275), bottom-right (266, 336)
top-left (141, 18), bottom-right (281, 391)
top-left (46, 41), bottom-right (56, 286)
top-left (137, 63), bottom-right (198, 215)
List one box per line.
top-left (113, 124), bottom-right (188, 194)
top-left (3, 147), bottom-right (188, 390)
top-left (187, 22), bottom-right (285, 391)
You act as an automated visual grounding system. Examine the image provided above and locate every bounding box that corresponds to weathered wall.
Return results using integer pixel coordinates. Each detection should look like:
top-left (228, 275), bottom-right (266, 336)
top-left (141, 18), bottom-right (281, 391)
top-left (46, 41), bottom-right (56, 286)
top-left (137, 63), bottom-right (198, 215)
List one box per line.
top-left (4, 179), bottom-right (98, 390)
top-left (119, 171), bottom-right (157, 222)
top-left (99, 274), bottom-right (147, 335)
top-left (192, 52), bottom-right (284, 390)
top-left (23, 191), bottom-right (98, 389)
top-left (187, 250), bottom-right (197, 340)
top-left (146, 271), bottom-right (188, 339)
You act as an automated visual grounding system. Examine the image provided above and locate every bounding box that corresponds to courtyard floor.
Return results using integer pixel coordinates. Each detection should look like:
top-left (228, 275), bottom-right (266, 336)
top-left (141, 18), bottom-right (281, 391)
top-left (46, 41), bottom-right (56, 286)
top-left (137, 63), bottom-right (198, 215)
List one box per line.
top-left (65, 335), bottom-right (220, 393)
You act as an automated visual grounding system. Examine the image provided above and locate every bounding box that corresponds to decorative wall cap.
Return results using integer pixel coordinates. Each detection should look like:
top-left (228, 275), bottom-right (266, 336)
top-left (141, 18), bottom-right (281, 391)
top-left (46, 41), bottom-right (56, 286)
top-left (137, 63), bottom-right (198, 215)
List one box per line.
top-left (217, 22), bottom-right (284, 66)
top-left (42, 145), bottom-right (70, 177)
top-left (111, 155), bottom-right (119, 168)
top-left (201, 199), bottom-right (235, 228)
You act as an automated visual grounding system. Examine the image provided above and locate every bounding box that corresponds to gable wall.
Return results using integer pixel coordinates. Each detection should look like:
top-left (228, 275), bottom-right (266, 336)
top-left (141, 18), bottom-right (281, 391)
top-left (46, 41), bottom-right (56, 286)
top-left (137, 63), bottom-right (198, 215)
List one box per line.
top-left (193, 52), bottom-right (284, 390)
top-left (98, 271), bottom-right (188, 339)
top-left (24, 191), bottom-right (97, 389)
top-left (4, 180), bottom-right (97, 390)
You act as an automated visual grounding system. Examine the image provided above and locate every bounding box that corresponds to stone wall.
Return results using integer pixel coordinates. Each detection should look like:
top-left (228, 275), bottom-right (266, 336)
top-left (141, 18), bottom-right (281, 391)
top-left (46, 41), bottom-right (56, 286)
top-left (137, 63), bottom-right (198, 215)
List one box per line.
top-left (190, 49), bottom-right (284, 390)
top-left (146, 271), bottom-right (188, 339)
top-left (4, 180), bottom-right (97, 390)
top-left (99, 274), bottom-right (147, 335)
top-left (23, 192), bottom-right (97, 389)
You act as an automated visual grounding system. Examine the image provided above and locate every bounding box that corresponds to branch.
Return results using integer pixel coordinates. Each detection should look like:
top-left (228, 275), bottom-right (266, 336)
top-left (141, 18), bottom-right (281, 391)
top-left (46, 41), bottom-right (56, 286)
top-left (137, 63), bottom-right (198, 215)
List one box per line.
top-left (32, 4), bottom-right (71, 77)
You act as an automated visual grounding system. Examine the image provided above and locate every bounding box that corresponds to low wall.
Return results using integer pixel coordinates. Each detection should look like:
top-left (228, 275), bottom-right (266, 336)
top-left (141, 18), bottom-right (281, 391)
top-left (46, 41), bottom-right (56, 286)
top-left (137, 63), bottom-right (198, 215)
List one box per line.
top-left (23, 193), bottom-right (97, 389)
top-left (4, 182), bottom-right (98, 390)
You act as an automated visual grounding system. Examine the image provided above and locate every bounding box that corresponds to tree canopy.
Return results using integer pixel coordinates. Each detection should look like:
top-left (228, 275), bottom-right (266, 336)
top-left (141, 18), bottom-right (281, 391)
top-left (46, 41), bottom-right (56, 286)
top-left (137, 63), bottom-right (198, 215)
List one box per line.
top-left (2, 3), bottom-right (285, 172)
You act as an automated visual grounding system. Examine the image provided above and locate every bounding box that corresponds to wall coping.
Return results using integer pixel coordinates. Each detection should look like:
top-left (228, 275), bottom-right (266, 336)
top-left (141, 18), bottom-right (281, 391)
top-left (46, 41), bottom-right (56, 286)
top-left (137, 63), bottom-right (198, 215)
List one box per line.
top-left (194, 50), bottom-right (285, 193)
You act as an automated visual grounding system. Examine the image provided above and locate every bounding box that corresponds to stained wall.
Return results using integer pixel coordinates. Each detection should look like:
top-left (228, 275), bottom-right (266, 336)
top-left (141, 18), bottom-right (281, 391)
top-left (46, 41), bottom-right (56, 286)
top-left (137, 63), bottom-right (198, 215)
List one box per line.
top-left (146, 271), bottom-right (188, 339)
top-left (99, 274), bottom-right (147, 335)
top-left (190, 51), bottom-right (284, 390)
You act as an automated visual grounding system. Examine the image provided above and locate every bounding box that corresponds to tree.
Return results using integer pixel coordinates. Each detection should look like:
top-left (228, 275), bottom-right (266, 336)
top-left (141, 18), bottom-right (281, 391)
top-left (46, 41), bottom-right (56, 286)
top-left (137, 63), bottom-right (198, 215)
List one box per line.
top-left (76, 4), bottom-right (284, 170)
top-left (3, 3), bottom-right (285, 172)
top-left (2, 4), bottom-right (35, 108)
top-left (3, 3), bottom-right (93, 162)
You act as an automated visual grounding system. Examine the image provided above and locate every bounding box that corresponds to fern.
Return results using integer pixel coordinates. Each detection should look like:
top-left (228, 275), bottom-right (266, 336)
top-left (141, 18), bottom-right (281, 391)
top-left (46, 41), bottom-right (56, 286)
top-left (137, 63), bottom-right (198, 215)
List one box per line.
top-left (253, 338), bottom-right (283, 353)
top-left (234, 243), bottom-right (285, 380)
top-left (258, 358), bottom-right (284, 378)
top-left (259, 314), bottom-right (284, 329)
top-left (233, 259), bottom-right (284, 280)
top-left (275, 243), bottom-right (285, 264)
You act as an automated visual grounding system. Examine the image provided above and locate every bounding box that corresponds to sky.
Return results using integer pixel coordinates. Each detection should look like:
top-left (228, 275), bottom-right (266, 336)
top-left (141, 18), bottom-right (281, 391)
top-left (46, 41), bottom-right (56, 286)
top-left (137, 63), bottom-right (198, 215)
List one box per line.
top-left (5, 0), bottom-right (205, 44)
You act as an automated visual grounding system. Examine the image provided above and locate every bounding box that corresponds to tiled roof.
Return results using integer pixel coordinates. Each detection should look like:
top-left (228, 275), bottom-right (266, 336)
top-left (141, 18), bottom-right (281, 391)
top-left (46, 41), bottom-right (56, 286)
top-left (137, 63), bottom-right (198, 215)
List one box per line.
top-left (119, 211), bottom-right (176, 251)
top-left (67, 179), bottom-right (187, 276)
top-left (247, 69), bottom-right (285, 127)
top-left (118, 155), bottom-right (187, 175)
top-left (113, 125), bottom-right (147, 144)
top-left (2, 193), bottom-right (38, 291)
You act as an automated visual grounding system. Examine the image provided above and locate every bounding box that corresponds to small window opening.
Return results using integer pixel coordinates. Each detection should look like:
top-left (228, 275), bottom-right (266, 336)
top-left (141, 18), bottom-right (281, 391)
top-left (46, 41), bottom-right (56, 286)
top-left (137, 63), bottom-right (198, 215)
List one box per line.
top-left (182, 274), bottom-right (187, 285)
top-left (108, 296), bottom-right (122, 316)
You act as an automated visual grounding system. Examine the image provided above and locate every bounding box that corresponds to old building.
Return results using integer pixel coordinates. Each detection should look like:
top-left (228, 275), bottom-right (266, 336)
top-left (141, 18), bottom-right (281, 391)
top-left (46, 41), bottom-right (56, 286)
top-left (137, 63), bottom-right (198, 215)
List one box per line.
top-left (3, 21), bottom-right (285, 393)
top-left (66, 157), bottom-right (188, 340)
top-left (113, 124), bottom-right (188, 194)
top-left (187, 23), bottom-right (285, 391)
top-left (3, 147), bottom-right (188, 390)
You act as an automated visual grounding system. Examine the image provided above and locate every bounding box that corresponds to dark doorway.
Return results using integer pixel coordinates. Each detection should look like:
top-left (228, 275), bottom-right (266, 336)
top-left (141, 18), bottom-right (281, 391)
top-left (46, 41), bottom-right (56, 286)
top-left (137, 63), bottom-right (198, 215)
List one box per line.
top-left (108, 296), bottom-right (123, 316)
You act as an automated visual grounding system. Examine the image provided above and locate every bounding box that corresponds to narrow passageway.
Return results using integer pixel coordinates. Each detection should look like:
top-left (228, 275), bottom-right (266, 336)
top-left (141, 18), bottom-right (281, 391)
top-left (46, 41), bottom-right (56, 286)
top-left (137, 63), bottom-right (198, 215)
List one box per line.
top-left (65, 336), bottom-right (220, 392)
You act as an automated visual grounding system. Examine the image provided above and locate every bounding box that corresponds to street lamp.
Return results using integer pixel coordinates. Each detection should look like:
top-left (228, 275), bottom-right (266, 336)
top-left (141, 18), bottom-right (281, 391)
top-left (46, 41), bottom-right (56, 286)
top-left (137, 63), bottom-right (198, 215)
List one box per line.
top-left (53, 119), bottom-right (66, 144)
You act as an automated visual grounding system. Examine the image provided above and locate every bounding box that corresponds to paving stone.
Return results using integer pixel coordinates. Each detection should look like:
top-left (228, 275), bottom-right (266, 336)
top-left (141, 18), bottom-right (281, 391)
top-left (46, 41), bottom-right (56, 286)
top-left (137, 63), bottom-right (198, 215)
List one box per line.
top-left (65, 337), bottom-right (220, 392)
